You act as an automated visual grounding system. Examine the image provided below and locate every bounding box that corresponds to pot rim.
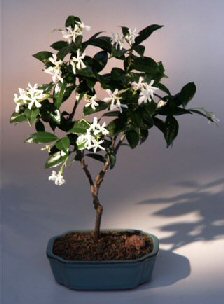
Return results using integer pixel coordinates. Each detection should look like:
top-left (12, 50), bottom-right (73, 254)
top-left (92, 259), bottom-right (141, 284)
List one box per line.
top-left (46, 229), bottom-right (159, 265)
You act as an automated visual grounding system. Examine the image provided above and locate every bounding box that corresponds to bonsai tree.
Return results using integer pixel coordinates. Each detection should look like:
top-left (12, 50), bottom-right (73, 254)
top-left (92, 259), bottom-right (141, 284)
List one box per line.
top-left (10, 16), bottom-right (218, 240)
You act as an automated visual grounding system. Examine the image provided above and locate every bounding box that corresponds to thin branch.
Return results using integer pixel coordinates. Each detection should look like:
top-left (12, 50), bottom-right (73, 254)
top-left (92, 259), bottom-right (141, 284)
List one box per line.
top-left (95, 160), bottom-right (110, 194)
top-left (80, 157), bottom-right (94, 187)
top-left (114, 133), bottom-right (126, 154)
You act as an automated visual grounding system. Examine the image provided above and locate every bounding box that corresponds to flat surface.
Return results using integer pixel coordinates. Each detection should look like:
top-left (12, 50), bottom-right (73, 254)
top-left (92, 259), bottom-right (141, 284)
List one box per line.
top-left (2, 176), bottom-right (224, 304)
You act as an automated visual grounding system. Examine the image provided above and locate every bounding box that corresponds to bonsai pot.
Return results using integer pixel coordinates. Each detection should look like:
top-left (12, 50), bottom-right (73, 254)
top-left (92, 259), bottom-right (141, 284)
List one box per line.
top-left (46, 229), bottom-right (159, 290)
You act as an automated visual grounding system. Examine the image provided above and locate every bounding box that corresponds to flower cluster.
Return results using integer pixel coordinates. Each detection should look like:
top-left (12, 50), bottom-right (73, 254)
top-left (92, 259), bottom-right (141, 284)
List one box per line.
top-left (61, 21), bottom-right (91, 44)
top-left (112, 27), bottom-right (138, 50)
top-left (44, 54), bottom-right (63, 93)
top-left (49, 170), bottom-right (65, 186)
top-left (14, 83), bottom-right (47, 113)
top-left (77, 117), bottom-right (109, 153)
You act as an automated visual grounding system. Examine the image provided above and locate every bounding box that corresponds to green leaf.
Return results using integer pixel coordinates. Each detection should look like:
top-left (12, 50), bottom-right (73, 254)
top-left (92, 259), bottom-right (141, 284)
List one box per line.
top-left (65, 15), bottom-right (81, 28)
top-left (45, 151), bottom-right (68, 168)
top-left (132, 56), bottom-right (158, 73)
top-left (85, 36), bottom-right (112, 52)
top-left (54, 82), bottom-right (66, 108)
top-left (55, 137), bottom-right (70, 152)
top-left (51, 40), bottom-right (68, 50)
top-left (164, 116), bottom-right (179, 147)
top-left (121, 26), bottom-right (129, 36)
top-left (153, 117), bottom-right (165, 133)
top-left (29, 108), bottom-right (40, 124)
top-left (93, 51), bottom-right (108, 72)
top-left (69, 120), bottom-right (90, 134)
top-left (86, 153), bottom-right (105, 163)
top-left (107, 118), bottom-right (126, 136)
top-left (134, 24), bottom-right (163, 45)
top-left (26, 131), bottom-right (58, 144)
top-left (157, 83), bottom-right (171, 96)
top-left (57, 45), bottom-right (71, 59)
top-left (103, 111), bottom-right (120, 117)
top-left (132, 44), bottom-right (145, 56)
top-left (33, 51), bottom-right (52, 63)
top-left (108, 152), bottom-right (116, 169)
top-left (140, 128), bottom-right (149, 144)
top-left (10, 112), bottom-right (27, 123)
top-left (126, 129), bottom-right (139, 148)
top-left (174, 82), bottom-right (196, 107)
top-left (35, 120), bottom-right (45, 131)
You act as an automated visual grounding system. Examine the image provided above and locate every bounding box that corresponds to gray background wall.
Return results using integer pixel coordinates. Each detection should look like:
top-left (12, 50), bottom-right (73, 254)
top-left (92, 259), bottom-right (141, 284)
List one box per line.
top-left (2, 0), bottom-right (224, 303)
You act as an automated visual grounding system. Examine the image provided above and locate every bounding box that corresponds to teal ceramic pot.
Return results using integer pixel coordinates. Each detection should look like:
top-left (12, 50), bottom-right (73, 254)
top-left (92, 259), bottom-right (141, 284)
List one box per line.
top-left (46, 229), bottom-right (159, 290)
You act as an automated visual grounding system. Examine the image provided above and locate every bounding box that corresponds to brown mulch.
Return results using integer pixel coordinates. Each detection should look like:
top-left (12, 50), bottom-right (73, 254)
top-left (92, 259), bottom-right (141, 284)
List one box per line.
top-left (53, 231), bottom-right (153, 261)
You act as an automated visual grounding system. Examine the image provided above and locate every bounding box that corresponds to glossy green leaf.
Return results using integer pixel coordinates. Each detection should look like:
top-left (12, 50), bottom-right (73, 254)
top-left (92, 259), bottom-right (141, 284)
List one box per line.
top-left (33, 51), bottom-right (52, 63)
top-left (10, 112), bottom-right (27, 123)
top-left (65, 15), bottom-right (81, 28)
top-left (134, 24), bottom-right (163, 45)
top-left (174, 82), bottom-right (196, 107)
top-left (26, 131), bottom-right (58, 144)
top-left (126, 129), bottom-right (139, 148)
top-left (69, 120), bottom-right (90, 134)
top-left (56, 137), bottom-right (70, 152)
top-left (51, 40), bottom-right (68, 50)
top-left (45, 151), bottom-right (68, 168)
top-left (164, 116), bottom-right (179, 147)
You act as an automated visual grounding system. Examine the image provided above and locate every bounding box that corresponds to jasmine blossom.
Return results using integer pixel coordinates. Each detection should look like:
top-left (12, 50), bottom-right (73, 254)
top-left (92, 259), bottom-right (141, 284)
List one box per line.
top-left (49, 170), bottom-right (65, 186)
top-left (84, 94), bottom-right (99, 110)
top-left (104, 89), bottom-right (128, 113)
top-left (70, 49), bottom-right (86, 74)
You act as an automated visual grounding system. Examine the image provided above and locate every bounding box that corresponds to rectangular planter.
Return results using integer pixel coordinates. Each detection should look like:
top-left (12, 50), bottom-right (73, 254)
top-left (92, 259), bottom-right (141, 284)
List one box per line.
top-left (46, 229), bottom-right (159, 290)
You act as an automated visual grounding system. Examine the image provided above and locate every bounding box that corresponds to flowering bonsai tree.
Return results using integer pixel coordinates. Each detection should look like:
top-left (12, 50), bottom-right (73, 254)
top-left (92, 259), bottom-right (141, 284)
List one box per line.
top-left (10, 16), bottom-right (218, 240)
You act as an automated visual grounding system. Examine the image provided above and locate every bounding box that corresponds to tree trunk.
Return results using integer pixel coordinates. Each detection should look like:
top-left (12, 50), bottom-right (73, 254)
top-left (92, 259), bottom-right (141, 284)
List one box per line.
top-left (94, 200), bottom-right (103, 240)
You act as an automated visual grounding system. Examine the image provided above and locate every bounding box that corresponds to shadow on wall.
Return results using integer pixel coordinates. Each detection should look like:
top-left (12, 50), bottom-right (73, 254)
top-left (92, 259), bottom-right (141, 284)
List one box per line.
top-left (138, 178), bottom-right (224, 250)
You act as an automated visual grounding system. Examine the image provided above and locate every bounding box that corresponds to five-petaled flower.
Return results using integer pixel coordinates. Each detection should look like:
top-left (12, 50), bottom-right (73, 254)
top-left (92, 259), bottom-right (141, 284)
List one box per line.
top-left (70, 49), bottom-right (86, 74)
top-left (14, 83), bottom-right (47, 113)
top-left (61, 22), bottom-right (91, 44)
top-left (84, 94), bottom-right (99, 110)
top-left (104, 89), bottom-right (128, 113)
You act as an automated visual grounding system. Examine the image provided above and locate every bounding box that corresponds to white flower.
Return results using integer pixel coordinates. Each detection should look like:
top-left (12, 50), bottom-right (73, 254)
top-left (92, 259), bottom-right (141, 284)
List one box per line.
top-left (70, 49), bottom-right (86, 74)
top-left (125, 28), bottom-right (137, 45)
top-left (84, 94), bottom-right (99, 110)
top-left (61, 21), bottom-right (91, 44)
top-left (138, 80), bottom-right (158, 105)
top-left (112, 33), bottom-right (125, 50)
top-left (49, 170), bottom-right (65, 186)
top-left (104, 89), bottom-right (128, 113)
top-left (14, 83), bottom-right (47, 112)
top-left (157, 100), bottom-right (167, 108)
top-left (44, 54), bottom-right (63, 89)
top-left (131, 76), bottom-right (146, 91)
top-left (89, 117), bottom-right (109, 136)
